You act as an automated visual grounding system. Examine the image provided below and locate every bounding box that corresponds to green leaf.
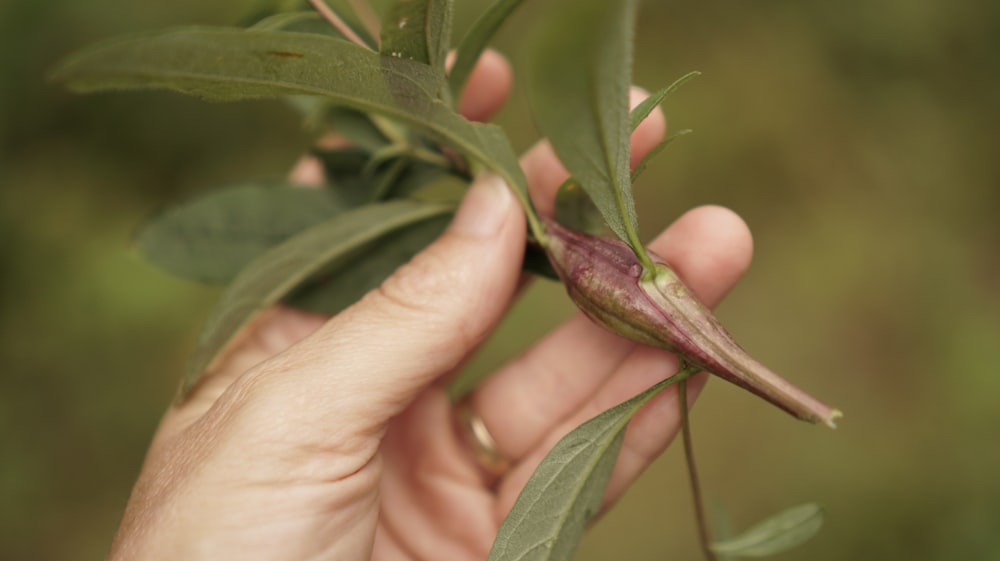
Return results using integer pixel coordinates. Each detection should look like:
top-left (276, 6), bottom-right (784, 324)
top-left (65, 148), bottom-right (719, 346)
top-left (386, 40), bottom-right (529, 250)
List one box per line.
top-left (136, 183), bottom-right (348, 285)
top-left (286, 213), bottom-right (450, 313)
top-left (327, 107), bottom-right (392, 151)
top-left (380, 0), bottom-right (453, 75)
top-left (184, 200), bottom-right (451, 392)
top-left (710, 503), bottom-right (825, 558)
top-left (528, 0), bottom-right (646, 260)
top-left (488, 370), bottom-right (691, 561)
top-left (628, 71), bottom-right (700, 132)
top-left (551, 80), bottom-right (696, 235)
top-left (51, 28), bottom-right (536, 233)
top-left (630, 129), bottom-right (691, 183)
top-left (554, 179), bottom-right (605, 236)
top-left (313, 145), bottom-right (372, 179)
top-left (390, 161), bottom-right (468, 202)
top-left (448, 0), bottom-right (527, 98)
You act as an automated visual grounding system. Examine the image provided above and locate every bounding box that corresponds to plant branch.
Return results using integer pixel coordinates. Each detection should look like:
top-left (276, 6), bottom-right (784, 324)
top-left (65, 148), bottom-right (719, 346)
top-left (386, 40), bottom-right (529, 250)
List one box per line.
top-left (679, 373), bottom-right (718, 561)
top-left (308, 0), bottom-right (372, 50)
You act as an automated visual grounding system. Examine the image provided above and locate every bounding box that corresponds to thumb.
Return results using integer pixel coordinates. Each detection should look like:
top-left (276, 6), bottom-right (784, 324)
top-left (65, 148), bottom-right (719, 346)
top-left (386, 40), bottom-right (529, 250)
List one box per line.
top-left (237, 173), bottom-right (526, 433)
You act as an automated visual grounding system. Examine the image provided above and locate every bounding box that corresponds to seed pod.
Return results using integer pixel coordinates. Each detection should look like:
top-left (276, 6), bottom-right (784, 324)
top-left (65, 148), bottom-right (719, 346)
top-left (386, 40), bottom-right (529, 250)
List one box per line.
top-left (543, 217), bottom-right (841, 428)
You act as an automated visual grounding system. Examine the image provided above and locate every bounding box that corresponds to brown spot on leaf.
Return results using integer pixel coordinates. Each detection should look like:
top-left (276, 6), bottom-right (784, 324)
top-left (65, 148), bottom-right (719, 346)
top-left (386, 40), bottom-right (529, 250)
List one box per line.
top-left (268, 51), bottom-right (305, 59)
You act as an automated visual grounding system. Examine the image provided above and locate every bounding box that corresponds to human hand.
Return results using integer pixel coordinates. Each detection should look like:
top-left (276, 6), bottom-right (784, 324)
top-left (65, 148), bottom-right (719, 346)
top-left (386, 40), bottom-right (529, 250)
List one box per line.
top-left (108, 51), bottom-right (753, 561)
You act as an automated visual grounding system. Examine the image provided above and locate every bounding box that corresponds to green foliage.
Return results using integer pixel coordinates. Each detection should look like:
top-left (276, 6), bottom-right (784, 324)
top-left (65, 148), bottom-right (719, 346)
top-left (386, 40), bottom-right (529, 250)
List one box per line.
top-left (186, 199), bottom-right (450, 390)
top-left (136, 183), bottom-right (349, 284)
top-left (285, 213), bottom-right (450, 313)
top-left (50, 27), bottom-right (533, 216)
top-left (554, 179), bottom-right (605, 235)
top-left (628, 71), bottom-right (700, 132)
top-left (448, 0), bottom-right (528, 98)
top-left (553, 88), bottom-right (694, 234)
top-left (46, 0), bottom-right (838, 558)
top-left (527, 0), bottom-right (645, 260)
top-left (711, 503), bottom-right (825, 558)
top-left (380, 0), bottom-right (452, 78)
top-left (489, 369), bottom-right (695, 561)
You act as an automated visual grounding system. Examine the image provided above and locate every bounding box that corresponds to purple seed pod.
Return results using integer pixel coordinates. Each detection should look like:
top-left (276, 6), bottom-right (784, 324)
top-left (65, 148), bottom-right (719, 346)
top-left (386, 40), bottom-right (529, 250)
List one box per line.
top-left (542, 217), bottom-right (842, 428)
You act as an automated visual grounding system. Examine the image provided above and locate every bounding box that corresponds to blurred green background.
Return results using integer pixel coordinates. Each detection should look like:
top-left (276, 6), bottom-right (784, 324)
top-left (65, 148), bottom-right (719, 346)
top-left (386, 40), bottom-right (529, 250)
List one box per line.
top-left (2, 0), bottom-right (998, 559)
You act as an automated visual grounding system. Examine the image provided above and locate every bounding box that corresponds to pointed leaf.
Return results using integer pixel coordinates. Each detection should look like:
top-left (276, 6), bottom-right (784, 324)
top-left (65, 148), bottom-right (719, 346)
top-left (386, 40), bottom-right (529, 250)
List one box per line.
top-left (710, 503), bottom-right (825, 558)
top-left (286, 213), bottom-right (450, 313)
top-left (380, 0), bottom-right (452, 76)
top-left (552, 83), bottom-right (696, 234)
top-left (184, 200), bottom-right (451, 392)
top-left (136, 183), bottom-right (349, 284)
top-left (528, 0), bottom-right (643, 253)
top-left (51, 28), bottom-right (531, 210)
top-left (488, 371), bottom-right (690, 561)
top-left (448, 0), bottom-right (528, 97)
top-left (628, 71), bottom-right (700, 132)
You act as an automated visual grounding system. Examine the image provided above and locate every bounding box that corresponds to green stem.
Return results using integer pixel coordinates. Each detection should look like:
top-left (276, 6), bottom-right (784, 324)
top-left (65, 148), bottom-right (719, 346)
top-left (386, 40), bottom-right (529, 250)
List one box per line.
top-left (369, 156), bottom-right (409, 201)
top-left (369, 114), bottom-right (409, 146)
top-left (623, 215), bottom-right (656, 271)
top-left (678, 372), bottom-right (718, 561)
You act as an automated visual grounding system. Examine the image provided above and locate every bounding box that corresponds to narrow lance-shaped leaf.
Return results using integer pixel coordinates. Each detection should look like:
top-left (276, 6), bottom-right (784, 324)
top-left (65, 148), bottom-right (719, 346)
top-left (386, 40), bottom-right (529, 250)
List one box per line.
top-left (553, 90), bottom-right (688, 235)
top-left (628, 71), bottom-right (700, 132)
top-left (528, 0), bottom-right (648, 263)
top-left (710, 503), bottom-right (825, 558)
top-left (50, 28), bottom-right (542, 237)
top-left (136, 183), bottom-right (352, 285)
top-left (488, 368), bottom-right (697, 561)
top-left (184, 200), bottom-right (451, 392)
top-left (448, 0), bottom-right (528, 98)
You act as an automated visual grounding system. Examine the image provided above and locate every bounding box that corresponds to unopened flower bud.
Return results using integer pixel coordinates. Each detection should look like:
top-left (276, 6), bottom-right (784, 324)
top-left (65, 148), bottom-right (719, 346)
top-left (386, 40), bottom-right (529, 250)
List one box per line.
top-left (542, 218), bottom-right (841, 428)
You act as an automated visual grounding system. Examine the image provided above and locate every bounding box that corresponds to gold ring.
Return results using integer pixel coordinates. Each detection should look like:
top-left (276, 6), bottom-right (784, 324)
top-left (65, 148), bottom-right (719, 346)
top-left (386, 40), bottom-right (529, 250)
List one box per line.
top-left (454, 399), bottom-right (511, 477)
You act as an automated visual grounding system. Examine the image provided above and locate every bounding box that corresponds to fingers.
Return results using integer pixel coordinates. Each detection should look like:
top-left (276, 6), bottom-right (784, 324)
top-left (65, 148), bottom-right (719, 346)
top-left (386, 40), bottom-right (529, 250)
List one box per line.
top-left (455, 49), bottom-right (513, 122)
top-left (220, 174), bottom-right (526, 447)
top-left (491, 206), bottom-right (753, 514)
top-left (159, 306), bottom-right (328, 440)
top-left (521, 87), bottom-right (667, 216)
top-left (472, 203), bottom-right (749, 463)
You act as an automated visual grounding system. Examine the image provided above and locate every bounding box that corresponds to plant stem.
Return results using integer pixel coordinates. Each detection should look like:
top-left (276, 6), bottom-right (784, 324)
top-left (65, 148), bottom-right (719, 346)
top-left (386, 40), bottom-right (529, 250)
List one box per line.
top-left (678, 374), bottom-right (718, 561)
top-left (308, 0), bottom-right (372, 50)
top-left (345, 0), bottom-right (382, 47)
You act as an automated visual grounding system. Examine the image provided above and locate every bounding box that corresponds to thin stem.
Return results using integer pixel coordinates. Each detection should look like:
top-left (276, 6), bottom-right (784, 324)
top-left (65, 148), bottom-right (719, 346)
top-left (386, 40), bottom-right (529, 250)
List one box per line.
top-left (308, 0), bottom-right (372, 50)
top-left (345, 0), bottom-right (382, 47)
top-left (678, 374), bottom-right (718, 561)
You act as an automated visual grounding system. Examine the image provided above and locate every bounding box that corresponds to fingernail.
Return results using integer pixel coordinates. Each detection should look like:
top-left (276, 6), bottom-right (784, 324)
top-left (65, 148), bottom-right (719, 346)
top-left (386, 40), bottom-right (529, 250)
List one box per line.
top-left (449, 173), bottom-right (512, 238)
